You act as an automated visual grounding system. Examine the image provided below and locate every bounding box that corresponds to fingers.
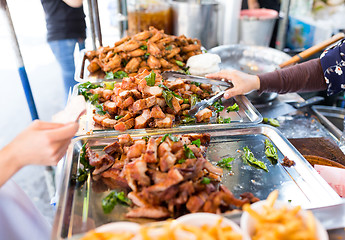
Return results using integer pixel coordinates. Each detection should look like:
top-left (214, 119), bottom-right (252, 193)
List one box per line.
top-left (31, 120), bottom-right (65, 130)
top-left (205, 70), bottom-right (234, 80)
top-left (47, 122), bottom-right (79, 141)
top-left (224, 88), bottom-right (242, 99)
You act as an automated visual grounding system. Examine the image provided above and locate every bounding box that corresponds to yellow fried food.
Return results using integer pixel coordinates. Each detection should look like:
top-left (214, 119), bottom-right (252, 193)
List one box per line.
top-left (243, 190), bottom-right (318, 240)
top-left (81, 231), bottom-right (134, 240)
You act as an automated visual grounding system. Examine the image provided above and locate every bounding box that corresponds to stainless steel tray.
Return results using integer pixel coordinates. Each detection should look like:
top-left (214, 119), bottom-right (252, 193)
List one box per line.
top-left (52, 125), bottom-right (342, 239)
top-left (73, 84), bottom-right (263, 136)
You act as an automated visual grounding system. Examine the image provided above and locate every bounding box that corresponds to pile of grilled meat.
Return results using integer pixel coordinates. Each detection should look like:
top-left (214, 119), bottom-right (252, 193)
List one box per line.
top-left (86, 133), bottom-right (259, 219)
top-left (90, 70), bottom-right (216, 131)
top-left (85, 26), bottom-right (202, 76)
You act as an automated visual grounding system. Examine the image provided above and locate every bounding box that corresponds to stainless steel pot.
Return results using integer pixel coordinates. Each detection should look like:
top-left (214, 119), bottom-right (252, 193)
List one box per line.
top-left (170, 0), bottom-right (219, 49)
top-left (208, 44), bottom-right (291, 103)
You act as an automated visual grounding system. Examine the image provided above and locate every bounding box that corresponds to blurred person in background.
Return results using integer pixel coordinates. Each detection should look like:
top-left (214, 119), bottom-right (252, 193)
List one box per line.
top-left (207, 39), bottom-right (345, 100)
top-left (0, 120), bottom-right (79, 240)
top-left (40, 0), bottom-right (87, 101)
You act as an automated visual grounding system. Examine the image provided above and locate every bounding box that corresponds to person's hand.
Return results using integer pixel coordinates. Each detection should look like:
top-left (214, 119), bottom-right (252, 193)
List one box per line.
top-left (248, 0), bottom-right (260, 9)
top-left (206, 70), bottom-right (260, 99)
top-left (4, 120), bottom-right (79, 167)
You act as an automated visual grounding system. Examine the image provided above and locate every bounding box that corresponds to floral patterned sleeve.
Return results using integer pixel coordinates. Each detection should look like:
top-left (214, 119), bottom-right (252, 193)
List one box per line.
top-left (320, 39), bottom-right (345, 96)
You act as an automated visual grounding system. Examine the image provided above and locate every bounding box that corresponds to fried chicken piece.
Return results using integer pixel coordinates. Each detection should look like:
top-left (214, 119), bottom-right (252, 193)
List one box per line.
top-left (124, 57), bottom-right (141, 73)
top-left (114, 36), bottom-right (130, 47)
top-left (181, 44), bottom-right (201, 53)
top-left (195, 108), bottom-right (212, 122)
top-left (159, 58), bottom-right (173, 69)
top-left (149, 30), bottom-right (164, 43)
top-left (133, 30), bottom-right (152, 41)
top-left (114, 118), bottom-right (135, 131)
top-left (103, 54), bottom-right (122, 72)
top-left (134, 109), bottom-right (151, 129)
top-left (147, 55), bottom-right (161, 69)
top-left (126, 206), bottom-right (170, 219)
top-left (87, 58), bottom-right (101, 73)
top-left (114, 39), bottom-right (141, 52)
top-left (127, 48), bottom-right (146, 58)
top-left (147, 41), bottom-right (162, 58)
top-left (143, 137), bottom-right (158, 163)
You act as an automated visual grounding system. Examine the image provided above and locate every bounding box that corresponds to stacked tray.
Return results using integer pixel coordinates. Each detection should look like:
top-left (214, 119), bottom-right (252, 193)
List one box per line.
top-left (52, 60), bottom-right (343, 239)
top-left (52, 125), bottom-right (342, 239)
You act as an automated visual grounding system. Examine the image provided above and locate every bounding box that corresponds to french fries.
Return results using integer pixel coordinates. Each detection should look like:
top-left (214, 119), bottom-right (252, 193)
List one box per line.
top-left (82, 218), bottom-right (243, 240)
top-left (243, 190), bottom-right (318, 240)
top-left (81, 231), bottom-right (134, 240)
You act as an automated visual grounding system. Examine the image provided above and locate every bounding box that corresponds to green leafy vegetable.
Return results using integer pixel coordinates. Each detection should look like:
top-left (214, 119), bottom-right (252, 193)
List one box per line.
top-left (161, 134), bottom-right (179, 143)
top-left (145, 71), bottom-right (156, 86)
top-left (160, 84), bottom-right (183, 109)
top-left (191, 139), bottom-right (201, 148)
top-left (89, 93), bottom-right (99, 104)
top-left (216, 157), bottom-right (234, 171)
top-left (185, 68), bottom-right (191, 75)
top-left (103, 81), bottom-right (115, 90)
top-left (213, 99), bottom-right (224, 113)
top-left (264, 139), bottom-right (278, 164)
top-left (144, 53), bottom-right (150, 59)
top-left (78, 81), bottom-right (99, 102)
top-left (105, 71), bottom-right (128, 80)
top-left (190, 94), bottom-right (199, 107)
top-left (181, 116), bottom-right (196, 124)
top-left (226, 103), bottom-right (239, 112)
top-left (142, 136), bottom-right (149, 142)
top-left (74, 142), bottom-right (94, 186)
top-left (95, 104), bottom-right (106, 115)
top-left (162, 90), bottom-right (174, 109)
top-left (115, 115), bottom-right (124, 120)
top-left (263, 118), bottom-right (280, 127)
top-left (177, 159), bottom-right (186, 164)
top-left (165, 45), bottom-right (173, 50)
top-left (242, 146), bottom-right (268, 172)
top-left (191, 81), bottom-right (201, 87)
top-left (216, 116), bottom-right (231, 124)
top-left (175, 60), bottom-right (184, 67)
top-left (183, 98), bottom-right (189, 104)
top-left (102, 191), bottom-right (131, 214)
top-left (201, 177), bottom-right (211, 184)
top-left (140, 45), bottom-right (147, 50)
top-left (184, 145), bottom-right (196, 159)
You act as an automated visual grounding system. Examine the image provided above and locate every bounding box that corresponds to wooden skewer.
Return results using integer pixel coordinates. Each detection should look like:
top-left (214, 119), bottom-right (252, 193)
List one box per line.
top-left (279, 32), bottom-right (345, 69)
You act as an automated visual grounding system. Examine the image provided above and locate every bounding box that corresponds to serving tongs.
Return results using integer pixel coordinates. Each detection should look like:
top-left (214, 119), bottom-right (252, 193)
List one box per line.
top-left (161, 71), bottom-right (234, 117)
top-left (161, 71), bottom-right (233, 88)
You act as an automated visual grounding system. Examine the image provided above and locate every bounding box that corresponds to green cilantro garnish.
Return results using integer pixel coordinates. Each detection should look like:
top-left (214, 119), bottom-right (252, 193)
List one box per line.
top-left (216, 157), bottom-right (234, 171)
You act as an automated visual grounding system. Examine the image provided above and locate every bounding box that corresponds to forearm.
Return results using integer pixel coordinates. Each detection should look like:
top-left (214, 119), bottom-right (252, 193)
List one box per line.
top-left (0, 146), bottom-right (23, 187)
top-left (258, 59), bottom-right (327, 94)
top-left (63, 0), bottom-right (83, 8)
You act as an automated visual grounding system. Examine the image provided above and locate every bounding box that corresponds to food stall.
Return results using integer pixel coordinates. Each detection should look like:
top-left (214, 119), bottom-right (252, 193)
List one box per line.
top-left (42, 0), bottom-right (345, 239)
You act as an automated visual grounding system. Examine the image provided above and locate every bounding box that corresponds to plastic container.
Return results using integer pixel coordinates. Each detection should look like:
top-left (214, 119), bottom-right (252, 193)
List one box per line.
top-left (127, 0), bottom-right (172, 36)
top-left (239, 8), bottom-right (278, 47)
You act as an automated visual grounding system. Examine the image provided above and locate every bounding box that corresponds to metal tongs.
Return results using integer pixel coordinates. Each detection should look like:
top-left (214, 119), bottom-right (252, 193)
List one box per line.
top-left (161, 71), bottom-right (234, 117)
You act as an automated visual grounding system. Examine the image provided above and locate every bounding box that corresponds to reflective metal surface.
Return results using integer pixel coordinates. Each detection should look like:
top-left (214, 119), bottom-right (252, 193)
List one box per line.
top-left (170, 0), bottom-right (219, 49)
top-left (52, 125), bottom-right (342, 239)
top-left (73, 80), bottom-right (262, 136)
top-left (208, 44), bottom-right (292, 103)
top-left (312, 105), bottom-right (345, 140)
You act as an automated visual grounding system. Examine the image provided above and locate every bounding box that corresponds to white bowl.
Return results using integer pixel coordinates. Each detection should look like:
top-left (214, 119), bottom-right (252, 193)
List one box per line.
top-left (241, 200), bottom-right (329, 240)
top-left (177, 212), bottom-right (249, 240)
top-left (95, 221), bottom-right (140, 234)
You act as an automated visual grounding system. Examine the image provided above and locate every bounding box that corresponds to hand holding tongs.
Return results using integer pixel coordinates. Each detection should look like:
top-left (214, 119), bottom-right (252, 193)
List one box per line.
top-left (161, 71), bottom-right (234, 117)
